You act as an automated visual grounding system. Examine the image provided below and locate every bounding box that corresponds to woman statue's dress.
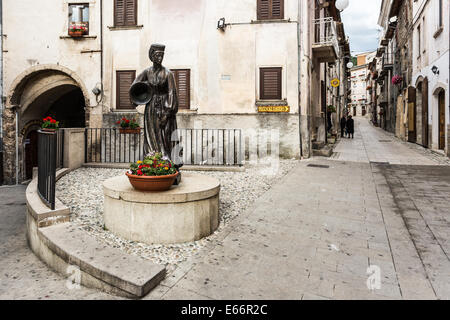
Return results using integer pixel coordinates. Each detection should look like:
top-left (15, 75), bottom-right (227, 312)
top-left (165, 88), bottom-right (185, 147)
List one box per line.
top-left (132, 66), bottom-right (178, 159)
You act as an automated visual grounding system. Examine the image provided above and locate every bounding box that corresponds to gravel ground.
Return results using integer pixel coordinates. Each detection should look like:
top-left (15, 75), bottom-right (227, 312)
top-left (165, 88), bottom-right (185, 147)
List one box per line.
top-left (56, 160), bottom-right (298, 273)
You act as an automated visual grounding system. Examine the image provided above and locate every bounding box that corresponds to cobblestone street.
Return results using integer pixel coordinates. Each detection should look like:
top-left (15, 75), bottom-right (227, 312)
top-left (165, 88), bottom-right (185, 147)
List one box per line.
top-left (1, 118), bottom-right (449, 299)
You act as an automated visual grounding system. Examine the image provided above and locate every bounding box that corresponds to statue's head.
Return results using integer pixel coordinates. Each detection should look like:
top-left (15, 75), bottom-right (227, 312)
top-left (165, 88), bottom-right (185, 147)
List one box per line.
top-left (149, 44), bottom-right (165, 65)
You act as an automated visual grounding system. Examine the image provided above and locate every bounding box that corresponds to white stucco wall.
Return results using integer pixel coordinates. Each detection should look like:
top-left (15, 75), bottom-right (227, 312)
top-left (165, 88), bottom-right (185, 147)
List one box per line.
top-left (103, 0), bottom-right (301, 115)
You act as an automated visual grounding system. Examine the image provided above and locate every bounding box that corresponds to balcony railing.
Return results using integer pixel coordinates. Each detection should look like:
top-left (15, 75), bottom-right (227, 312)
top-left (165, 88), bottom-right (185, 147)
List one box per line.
top-left (382, 52), bottom-right (394, 69)
top-left (312, 17), bottom-right (339, 62)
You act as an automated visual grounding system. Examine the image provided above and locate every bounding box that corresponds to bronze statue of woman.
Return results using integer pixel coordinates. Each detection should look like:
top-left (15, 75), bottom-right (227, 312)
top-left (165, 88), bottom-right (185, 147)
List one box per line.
top-left (130, 44), bottom-right (179, 160)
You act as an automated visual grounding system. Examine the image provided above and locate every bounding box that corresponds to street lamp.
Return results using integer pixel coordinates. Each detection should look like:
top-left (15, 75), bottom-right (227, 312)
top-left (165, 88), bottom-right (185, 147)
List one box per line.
top-left (335, 0), bottom-right (350, 11)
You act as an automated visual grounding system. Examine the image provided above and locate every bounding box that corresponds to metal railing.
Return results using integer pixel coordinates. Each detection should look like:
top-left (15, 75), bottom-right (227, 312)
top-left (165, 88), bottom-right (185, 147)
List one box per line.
top-left (56, 129), bottom-right (64, 169)
top-left (85, 128), bottom-right (244, 166)
top-left (313, 17), bottom-right (339, 57)
top-left (37, 130), bottom-right (56, 210)
top-left (382, 52), bottom-right (394, 69)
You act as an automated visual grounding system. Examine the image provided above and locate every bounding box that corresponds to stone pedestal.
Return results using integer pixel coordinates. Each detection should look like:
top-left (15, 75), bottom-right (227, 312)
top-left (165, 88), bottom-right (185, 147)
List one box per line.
top-left (103, 173), bottom-right (220, 244)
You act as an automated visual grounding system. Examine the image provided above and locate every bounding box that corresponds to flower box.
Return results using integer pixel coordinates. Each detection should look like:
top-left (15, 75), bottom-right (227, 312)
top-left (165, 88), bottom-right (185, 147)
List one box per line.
top-left (68, 31), bottom-right (83, 37)
top-left (119, 128), bottom-right (141, 134)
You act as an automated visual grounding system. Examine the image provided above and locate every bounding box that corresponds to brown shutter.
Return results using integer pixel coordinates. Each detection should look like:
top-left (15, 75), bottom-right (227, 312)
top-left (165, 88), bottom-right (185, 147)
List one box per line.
top-left (257, 0), bottom-right (270, 20)
top-left (116, 70), bottom-right (136, 110)
top-left (271, 0), bottom-right (284, 19)
top-left (257, 0), bottom-right (284, 20)
top-left (114, 0), bottom-right (125, 26)
top-left (173, 69), bottom-right (191, 109)
top-left (260, 67), bottom-right (282, 100)
top-left (115, 0), bottom-right (136, 26)
top-left (125, 0), bottom-right (137, 26)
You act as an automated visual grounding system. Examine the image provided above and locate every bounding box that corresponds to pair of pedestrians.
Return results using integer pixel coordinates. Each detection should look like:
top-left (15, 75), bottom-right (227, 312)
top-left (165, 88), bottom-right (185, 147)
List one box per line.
top-left (340, 115), bottom-right (354, 139)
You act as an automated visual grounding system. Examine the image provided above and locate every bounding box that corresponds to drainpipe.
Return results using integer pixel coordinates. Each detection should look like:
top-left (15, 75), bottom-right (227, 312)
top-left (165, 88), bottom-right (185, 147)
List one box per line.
top-left (0, 0), bottom-right (3, 152)
top-left (297, 0), bottom-right (303, 158)
top-left (15, 110), bottom-right (18, 185)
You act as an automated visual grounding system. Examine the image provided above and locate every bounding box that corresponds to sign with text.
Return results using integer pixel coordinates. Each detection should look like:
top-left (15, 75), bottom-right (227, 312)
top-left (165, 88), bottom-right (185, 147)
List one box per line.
top-left (257, 106), bottom-right (290, 113)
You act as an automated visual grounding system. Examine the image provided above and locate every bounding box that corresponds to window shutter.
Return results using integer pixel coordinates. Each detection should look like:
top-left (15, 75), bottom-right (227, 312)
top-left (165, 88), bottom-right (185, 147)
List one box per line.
top-left (115, 0), bottom-right (136, 26)
top-left (116, 71), bottom-right (136, 109)
top-left (173, 69), bottom-right (191, 109)
top-left (271, 0), bottom-right (283, 19)
top-left (124, 0), bottom-right (137, 26)
top-left (257, 0), bottom-right (270, 20)
top-left (257, 0), bottom-right (284, 20)
top-left (260, 67), bottom-right (282, 100)
top-left (114, 0), bottom-right (125, 26)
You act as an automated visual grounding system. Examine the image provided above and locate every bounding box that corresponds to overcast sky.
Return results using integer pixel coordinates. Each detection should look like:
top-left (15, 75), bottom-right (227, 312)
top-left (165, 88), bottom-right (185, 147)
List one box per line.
top-left (341, 0), bottom-right (383, 55)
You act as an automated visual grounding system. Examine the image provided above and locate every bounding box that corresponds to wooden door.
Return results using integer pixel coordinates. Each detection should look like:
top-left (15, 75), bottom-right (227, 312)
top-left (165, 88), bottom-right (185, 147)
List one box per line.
top-left (422, 78), bottom-right (429, 148)
top-left (439, 90), bottom-right (445, 150)
top-left (408, 86), bottom-right (417, 143)
top-left (25, 130), bottom-right (38, 180)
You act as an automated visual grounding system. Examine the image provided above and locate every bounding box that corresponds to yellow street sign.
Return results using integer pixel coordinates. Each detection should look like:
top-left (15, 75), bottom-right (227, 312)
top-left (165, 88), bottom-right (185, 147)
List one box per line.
top-left (257, 106), bottom-right (290, 113)
top-left (331, 78), bottom-right (340, 87)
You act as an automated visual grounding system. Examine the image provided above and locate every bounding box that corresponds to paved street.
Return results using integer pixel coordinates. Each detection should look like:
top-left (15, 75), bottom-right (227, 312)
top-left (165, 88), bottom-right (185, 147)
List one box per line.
top-left (1, 117), bottom-right (449, 299)
top-left (148, 117), bottom-right (450, 300)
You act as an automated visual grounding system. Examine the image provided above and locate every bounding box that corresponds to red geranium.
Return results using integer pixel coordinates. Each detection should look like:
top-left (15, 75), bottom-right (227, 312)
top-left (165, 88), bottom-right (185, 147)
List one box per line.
top-left (41, 116), bottom-right (59, 130)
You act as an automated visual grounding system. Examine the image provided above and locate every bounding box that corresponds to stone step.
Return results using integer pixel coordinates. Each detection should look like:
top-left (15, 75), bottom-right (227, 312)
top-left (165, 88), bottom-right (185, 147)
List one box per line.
top-left (312, 141), bottom-right (325, 150)
top-left (38, 222), bottom-right (166, 298)
top-left (312, 145), bottom-right (333, 157)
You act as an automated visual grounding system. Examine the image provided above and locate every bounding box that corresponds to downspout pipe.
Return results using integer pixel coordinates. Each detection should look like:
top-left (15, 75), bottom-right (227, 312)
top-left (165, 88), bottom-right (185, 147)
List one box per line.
top-left (0, 0), bottom-right (3, 155)
top-left (297, 0), bottom-right (303, 158)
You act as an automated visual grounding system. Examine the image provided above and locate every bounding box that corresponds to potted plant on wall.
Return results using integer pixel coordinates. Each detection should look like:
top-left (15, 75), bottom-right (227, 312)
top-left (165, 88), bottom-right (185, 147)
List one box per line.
top-left (117, 117), bottom-right (141, 134)
top-left (327, 105), bottom-right (337, 113)
top-left (126, 152), bottom-right (179, 191)
top-left (68, 24), bottom-right (87, 37)
top-left (391, 74), bottom-right (403, 86)
top-left (41, 116), bottom-right (59, 132)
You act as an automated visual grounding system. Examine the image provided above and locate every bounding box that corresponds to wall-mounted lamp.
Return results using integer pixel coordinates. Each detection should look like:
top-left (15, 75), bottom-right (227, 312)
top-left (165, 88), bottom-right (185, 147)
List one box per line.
top-left (431, 65), bottom-right (440, 75)
top-left (92, 86), bottom-right (102, 96)
top-left (217, 18), bottom-right (226, 31)
top-left (335, 0), bottom-right (349, 11)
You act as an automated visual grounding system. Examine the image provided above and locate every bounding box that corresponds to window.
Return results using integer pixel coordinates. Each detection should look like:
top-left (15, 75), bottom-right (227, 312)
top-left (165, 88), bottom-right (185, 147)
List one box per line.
top-left (116, 71), bottom-right (136, 110)
top-left (114, 0), bottom-right (137, 26)
top-left (172, 69), bottom-right (191, 109)
top-left (69, 3), bottom-right (89, 35)
top-left (260, 67), bottom-right (282, 100)
top-left (257, 0), bottom-right (284, 20)
top-left (417, 25), bottom-right (421, 56)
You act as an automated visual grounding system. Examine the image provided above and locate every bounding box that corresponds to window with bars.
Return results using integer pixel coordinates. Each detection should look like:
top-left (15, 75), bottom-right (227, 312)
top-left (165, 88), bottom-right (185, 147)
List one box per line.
top-left (116, 71), bottom-right (136, 110)
top-left (260, 67), bottom-right (282, 100)
top-left (172, 69), bottom-right (191, 109)
top-left (257, 0), bottom-right (284, 20)
top-left (114, 0), bottom-right (137, 26)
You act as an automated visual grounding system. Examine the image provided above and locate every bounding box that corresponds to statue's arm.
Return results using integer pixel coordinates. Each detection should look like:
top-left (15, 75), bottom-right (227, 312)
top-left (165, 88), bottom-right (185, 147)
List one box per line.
top-left (133, 69), bottom-right (148, 84)
top-left (167, 71), bottom-right (179, 114)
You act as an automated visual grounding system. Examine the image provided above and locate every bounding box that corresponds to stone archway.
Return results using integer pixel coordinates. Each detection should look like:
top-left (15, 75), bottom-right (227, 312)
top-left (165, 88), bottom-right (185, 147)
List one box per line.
top-left (2, 65), bottom-right (90, 184)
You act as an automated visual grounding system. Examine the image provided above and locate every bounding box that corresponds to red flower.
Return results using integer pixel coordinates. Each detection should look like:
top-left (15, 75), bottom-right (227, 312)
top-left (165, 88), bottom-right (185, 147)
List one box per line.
top-left (122, 118), bottom-right (126, 121)
top-left (139, 165), bottom-right (143, 169)
top-left (126, 120), bottom-right (130, 123)
top-left (50, 119), bottom-right (56, 124)
top-left (137, 170), bottom-right (143, 175)
top-left (116, 121), bottom-right (120, 124)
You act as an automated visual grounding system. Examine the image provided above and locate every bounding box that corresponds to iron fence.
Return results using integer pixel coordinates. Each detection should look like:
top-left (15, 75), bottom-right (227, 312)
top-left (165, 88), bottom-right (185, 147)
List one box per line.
top-left (37, 130), bottom-right (56, 210)
top-left (56, 129), bottom-right (64, 169)
top-left (85, 128), bottom-right (243, 166)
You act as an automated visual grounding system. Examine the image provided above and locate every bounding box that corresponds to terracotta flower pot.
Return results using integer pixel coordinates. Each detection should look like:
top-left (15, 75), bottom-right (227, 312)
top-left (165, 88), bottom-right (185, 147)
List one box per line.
top-left (126, 171), bottom-right (179, 191)
top-left (119, 128), bottom-right (141, 134)
top-left (41, 128), bottom-right (57, 132)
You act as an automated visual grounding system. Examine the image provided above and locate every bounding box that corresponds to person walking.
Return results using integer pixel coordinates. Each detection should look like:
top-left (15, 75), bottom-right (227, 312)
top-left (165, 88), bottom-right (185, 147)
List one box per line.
top-left (346, 115), bottom-right (354, 139)
top-left (340, 115), bottom-right (347, 138)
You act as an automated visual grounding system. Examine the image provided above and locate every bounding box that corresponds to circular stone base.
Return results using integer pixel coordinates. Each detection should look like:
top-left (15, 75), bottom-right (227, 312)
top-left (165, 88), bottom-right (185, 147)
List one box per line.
top-left (103, 173), bottom-right (220, 244)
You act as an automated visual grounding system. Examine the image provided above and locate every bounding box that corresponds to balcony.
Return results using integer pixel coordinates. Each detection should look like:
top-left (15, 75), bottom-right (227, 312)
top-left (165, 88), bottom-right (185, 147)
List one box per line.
top-left (382, 52), bottom-right (394, 70)
top-left (312, 18), bottom-right (339, 63)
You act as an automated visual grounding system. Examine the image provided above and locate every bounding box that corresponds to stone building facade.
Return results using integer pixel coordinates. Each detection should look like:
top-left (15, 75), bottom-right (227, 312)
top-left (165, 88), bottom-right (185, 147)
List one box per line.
top-left (376, 0), bottom-right (448, 156)
top-left (1, 0), bottom-right (349, 184)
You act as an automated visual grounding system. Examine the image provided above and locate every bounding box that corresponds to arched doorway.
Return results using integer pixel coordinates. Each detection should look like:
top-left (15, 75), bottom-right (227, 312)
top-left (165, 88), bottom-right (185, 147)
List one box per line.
top-left (438, 90), bottom-right (446, 150)
top-left (4, 65), bottom-right (90, 183)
